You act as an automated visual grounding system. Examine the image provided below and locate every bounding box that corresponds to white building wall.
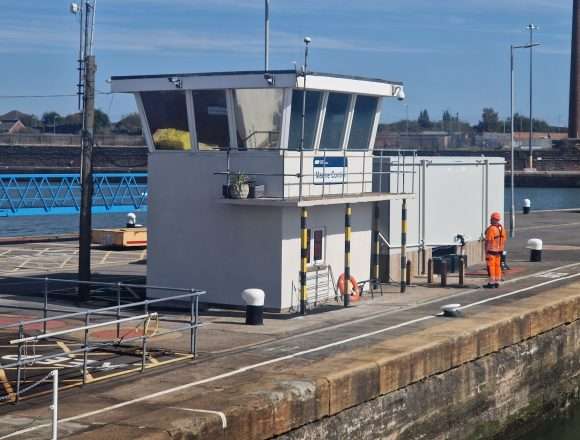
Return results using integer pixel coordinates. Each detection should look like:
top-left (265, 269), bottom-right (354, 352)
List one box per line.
top-left (147, 152), bottom-right (284, 309)
top-left (387, 157), bottom-right (505, 248)
top-left (281, 204), bottom-right (372, 310)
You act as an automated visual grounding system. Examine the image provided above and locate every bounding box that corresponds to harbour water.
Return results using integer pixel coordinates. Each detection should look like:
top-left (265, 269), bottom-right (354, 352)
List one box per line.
top-left (519, 404), bottom-right (580, 440)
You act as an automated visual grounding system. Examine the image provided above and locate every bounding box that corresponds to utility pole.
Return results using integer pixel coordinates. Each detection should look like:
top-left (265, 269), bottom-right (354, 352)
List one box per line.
top-left (71, 0), bottom-right (97, 301)
top-left (78, 55), bottom-right (96, 301)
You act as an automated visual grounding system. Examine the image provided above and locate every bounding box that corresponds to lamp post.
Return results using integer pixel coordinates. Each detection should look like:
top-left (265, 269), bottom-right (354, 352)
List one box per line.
top-left (510, 42), bottom-right (540, 238)
top-left (298, 36), bottom-right (311, 201)
top-left (264, 0), bottom-right (270, 71)
top-left (526, 24), bottom-right (539, 170)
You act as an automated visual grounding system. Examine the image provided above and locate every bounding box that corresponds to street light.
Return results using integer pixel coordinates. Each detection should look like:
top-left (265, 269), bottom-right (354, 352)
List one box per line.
top-left (510, 42), bottom-right (540, 238)
top-left (526, 24), bottom-right (539, 170)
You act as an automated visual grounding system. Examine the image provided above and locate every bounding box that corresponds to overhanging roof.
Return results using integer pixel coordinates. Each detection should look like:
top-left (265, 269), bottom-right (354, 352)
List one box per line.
top-left (110, 69), bottom-right (405, 98)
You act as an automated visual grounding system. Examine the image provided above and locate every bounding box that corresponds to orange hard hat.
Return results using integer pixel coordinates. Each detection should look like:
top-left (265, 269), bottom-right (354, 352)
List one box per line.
top-left (490, 212), bottom-right (501, 222)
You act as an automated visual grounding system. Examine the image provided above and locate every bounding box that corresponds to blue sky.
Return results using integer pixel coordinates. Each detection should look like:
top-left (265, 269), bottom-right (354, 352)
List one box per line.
top-left (0, 0), bottom-right (573, 125)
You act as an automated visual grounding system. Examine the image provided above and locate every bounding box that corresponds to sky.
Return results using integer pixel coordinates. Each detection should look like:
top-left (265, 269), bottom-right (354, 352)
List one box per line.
top-left (0, 0), bottom-right (574, 125)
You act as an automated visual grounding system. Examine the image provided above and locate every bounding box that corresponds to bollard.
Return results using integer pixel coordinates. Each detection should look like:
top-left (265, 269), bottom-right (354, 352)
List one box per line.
top-left (242, 289), bottom-right (265, 325)
top-left (523, 198), bottom-right (531, 214)
top-left (427, 259), bottom-right (433, 284)
top-left (527, 239), bottom-right (543, 262)
top-left (458, 256), bottom-right (465, 287)
top-left (405, 260), bottom-right (412, 286)
top-left (440, 260), bottom-right (448, 287)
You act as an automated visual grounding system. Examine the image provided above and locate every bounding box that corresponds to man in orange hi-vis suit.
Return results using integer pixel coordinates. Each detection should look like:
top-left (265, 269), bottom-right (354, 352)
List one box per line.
top-left (484, 211), bottom-right (507, 288)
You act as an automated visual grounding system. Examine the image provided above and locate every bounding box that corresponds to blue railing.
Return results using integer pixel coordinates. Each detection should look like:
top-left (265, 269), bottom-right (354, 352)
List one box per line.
top-left (0, 173), bottom-right (148, 217)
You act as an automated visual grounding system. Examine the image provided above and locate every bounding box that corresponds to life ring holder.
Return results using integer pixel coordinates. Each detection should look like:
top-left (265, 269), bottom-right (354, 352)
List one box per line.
top-left (337, 273), bottom-right (360, 300)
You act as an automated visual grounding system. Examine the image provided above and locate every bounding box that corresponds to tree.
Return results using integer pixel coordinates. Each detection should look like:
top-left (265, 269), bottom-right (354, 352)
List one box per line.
top-left (94, 109), bottom-right (111, 133)
top-left (114, 113), bottom-right (142, 134)
top-left (41, 112), bottom-right (63, 128)
top-left (478, 108), bottom-right (500, 132)
top-left (418, 110), bottom-right (432, 130)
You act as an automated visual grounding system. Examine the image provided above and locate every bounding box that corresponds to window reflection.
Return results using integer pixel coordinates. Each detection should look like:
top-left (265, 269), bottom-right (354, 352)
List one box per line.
top-left (141, 91), bottom-right (190, 151)
top-left (320, 92), bottom-right (350, 150)
top-left (348, 95), bottom-right (378, 150)
top-left (234, 89), bottom-right (283, 149)
top-left (193, 90), bottom-right (230, 150)
top-left (288, 90), bottom-right (322, 150)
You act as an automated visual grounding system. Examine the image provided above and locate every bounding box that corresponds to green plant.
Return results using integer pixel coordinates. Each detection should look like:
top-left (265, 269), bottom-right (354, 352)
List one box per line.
top-left (229, 172), bottom-right (250, 192)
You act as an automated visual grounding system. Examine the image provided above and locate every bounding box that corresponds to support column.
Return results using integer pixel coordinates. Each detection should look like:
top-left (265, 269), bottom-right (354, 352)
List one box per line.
top-left (344, 204), bottom-right (352, 307)
top-left (401, 199), bottom-right (407, 293)
top-left (300, 207), bottom-right (308, 315)
top-left (371, 202), bottom-right (380, 289)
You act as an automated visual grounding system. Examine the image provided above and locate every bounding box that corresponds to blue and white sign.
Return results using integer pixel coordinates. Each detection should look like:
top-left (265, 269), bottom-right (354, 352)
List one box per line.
top-left (313, 157), bottom-right (348, 185)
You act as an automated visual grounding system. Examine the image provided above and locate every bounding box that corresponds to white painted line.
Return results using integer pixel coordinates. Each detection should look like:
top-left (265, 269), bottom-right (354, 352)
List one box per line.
top-left (2, 264), bottom-right (580, 439)
top-left (170, 407), bottom-right (227, 429)
top-left (518, 221), bottom-right (580, 231)
top-left (459, 272), bottom-right (580, 311)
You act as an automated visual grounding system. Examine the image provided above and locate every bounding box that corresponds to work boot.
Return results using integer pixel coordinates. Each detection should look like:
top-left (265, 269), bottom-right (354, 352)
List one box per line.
top-left (493, 283), bottom-right (500, 288)
top-left (483, 283), bottom-right (495, 289)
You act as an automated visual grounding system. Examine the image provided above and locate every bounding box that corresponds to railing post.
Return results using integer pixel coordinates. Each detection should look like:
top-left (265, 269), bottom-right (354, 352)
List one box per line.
top-left (406, 260), bottom-right (412, 286)
top-left (50, 369), bottom-right (59, 440)
top-left (116, 283), bottom-right (122, 339)
top-left (141, 301), bottom-right (149, 372)
top-left (194, 289), bottom-right (196, 358)
top-left (15, 324), bottom-right (23, 404)
top-left (300, 207), bottom-right (308, 315)
top-left (372, 202), bottom-right (380, 289)
top-left (194, 295), bottom-right (199, 358)
top-left (427, 259), bottom-right (433, 284)
top-left (43, 277), bottom-right (49, 335)
top-left (344, 203), bottom-right (352, 307)
top-left (82, 313), bottom-right (90, 385)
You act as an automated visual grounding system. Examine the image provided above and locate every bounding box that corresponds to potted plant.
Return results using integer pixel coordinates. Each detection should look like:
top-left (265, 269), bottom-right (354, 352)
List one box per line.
top-left (228, 172), bottom-right (250, 199)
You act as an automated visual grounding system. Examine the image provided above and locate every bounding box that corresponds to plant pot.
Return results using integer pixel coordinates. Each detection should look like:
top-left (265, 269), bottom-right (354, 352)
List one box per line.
top-left (229, 183), bottom-right (250, 199)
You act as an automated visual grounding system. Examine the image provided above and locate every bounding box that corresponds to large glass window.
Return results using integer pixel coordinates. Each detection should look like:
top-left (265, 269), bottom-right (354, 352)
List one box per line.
top-left (288, 90), bottom-right (322, 150)
top-left (348, 95), bottom-right (378, 150)
top-left (234, 89), bottom-right (283, 149)
top-left (193, 90), bottom-right (230, 150)
top-left (141, 91), bottom-right (190, 150)
top-left (320, 92), bottom-right (350, 150)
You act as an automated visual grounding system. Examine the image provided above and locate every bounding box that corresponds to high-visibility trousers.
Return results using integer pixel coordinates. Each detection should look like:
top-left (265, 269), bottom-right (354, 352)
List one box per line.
top-left (486, 253), bottom-right (502, 283)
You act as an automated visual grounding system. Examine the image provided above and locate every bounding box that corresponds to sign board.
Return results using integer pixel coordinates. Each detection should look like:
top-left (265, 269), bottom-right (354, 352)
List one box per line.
top-left (313, 157), bottom-right (348, 185)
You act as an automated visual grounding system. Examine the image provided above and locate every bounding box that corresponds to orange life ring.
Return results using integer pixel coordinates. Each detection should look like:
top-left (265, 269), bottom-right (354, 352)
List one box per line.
top-left (337, 273), bottom-right (360, 300)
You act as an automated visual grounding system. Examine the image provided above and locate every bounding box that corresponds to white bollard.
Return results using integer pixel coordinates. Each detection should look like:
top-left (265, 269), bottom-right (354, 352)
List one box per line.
top-left (241, 289), bottom-right (265, 325)
top-left (523, 199), bottom-right (531, 215)
top-left (527, 239), bottom-right (543, 262)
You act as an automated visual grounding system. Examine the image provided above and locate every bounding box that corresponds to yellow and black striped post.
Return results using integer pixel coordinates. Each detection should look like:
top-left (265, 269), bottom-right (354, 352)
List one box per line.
top-left (401, 199), bottom-right (407, 293)
top-left (372, 202), bottom-right (380, 289)
top-left (344, 203), bottom-right (352, 307)
top-left (300, 207), bottom-right (308, 315)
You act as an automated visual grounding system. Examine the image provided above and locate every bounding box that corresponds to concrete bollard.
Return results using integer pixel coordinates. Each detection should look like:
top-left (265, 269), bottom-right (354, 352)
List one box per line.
top-left (523, 198), bottom-right (531, 215)
top-left (241, 289), bottom-right (265, 325)
top-left (527, 239), bottom-right (543, 262)
top-left (406, 260), bottom-right (412, 286)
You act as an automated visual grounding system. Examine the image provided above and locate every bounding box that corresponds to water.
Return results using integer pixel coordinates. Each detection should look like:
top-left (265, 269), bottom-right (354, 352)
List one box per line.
top-left (505, 187), bottom-right (580, 211)
top-left (518, 405), bottom-right (580, 440)
top-left (0, 212), bottom-right (147, 237)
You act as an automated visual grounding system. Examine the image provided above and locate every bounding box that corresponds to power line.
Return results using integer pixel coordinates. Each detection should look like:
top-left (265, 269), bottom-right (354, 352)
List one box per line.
top-left (0, 92), bottom-right (112, 100)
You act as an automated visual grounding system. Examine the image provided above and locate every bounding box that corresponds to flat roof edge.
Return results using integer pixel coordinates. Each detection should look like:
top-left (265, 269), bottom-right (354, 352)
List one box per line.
top-left (111, 70), bottom-right (404, 86)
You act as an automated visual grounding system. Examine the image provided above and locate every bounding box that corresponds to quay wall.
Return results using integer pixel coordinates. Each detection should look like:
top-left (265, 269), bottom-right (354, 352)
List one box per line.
top-left (173, 287), bottom-right (580, 439)
top-left (0, 145), bottom-right (148, 172)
